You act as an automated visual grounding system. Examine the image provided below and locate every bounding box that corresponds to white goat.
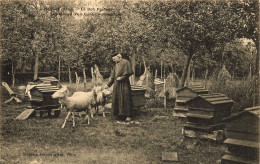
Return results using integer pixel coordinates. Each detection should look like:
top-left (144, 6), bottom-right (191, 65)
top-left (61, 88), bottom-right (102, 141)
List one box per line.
top-left (52, 86), bottom-right (97, 128)
top-left (92, 86), bottom-right (111, 117)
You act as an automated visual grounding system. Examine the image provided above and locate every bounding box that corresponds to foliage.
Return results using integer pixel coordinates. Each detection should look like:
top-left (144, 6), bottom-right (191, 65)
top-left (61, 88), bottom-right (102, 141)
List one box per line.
top-left (209, 76), bottom-right (257, 112)
top-left (217, 65), bottom-right (231, 86)
top-left (0, 0), bottom-right (258, 87)
top-left (145, 97), bottom-right (164, 108)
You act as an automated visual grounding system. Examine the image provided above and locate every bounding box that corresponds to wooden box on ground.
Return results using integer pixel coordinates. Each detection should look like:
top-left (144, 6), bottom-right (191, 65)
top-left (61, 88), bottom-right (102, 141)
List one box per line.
top-left (186, 93), bottom-right (233, 126)
top-left (173, 85), bottom-right (209, 117)
top-left (221, 106), bottom-right (259, 164)
top-left (131, 85), bottom-right (146, 109)
top-left (28, 83), bottom-right (60, 117)
top-left (183, 93), bottom-right (233, 141)
top-left (33, 76), bottom-right (59, 86)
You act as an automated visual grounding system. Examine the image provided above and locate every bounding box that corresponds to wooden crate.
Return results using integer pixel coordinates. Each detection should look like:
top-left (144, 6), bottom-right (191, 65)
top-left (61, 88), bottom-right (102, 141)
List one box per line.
top-left (131, 85), bottom-right (146, 109)
top-left (173, 85), bottom-right (209, 117)
top-left (221, 106), bottom-right (260, 163)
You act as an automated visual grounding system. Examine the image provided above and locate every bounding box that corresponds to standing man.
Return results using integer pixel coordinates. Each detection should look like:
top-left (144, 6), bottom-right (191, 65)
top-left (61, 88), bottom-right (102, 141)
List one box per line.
top-left (104, 53), bottom-right (134, 122)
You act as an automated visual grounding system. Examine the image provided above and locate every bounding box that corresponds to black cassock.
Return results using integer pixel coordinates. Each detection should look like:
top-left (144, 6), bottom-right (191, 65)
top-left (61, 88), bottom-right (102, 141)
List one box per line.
top-left (107, 58), bottom-right (134, 118)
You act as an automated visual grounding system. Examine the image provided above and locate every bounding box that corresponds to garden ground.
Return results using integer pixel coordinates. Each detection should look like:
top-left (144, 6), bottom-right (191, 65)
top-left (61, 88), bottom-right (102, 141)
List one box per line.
top-left (0, 81), bottom-right (227, 164)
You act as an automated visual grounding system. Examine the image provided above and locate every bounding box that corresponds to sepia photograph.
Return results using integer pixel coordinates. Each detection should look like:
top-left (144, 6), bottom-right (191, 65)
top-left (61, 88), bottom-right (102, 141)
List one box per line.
top-left (0, 0), bottom-right (259, 163)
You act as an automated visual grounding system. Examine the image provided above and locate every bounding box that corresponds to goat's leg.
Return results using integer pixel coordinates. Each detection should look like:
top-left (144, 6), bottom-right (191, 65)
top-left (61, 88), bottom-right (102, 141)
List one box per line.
top-left (101, 106), bottom-right (106, 117)
top-left (62, 111), bottom-right (71, 128)
top-left (87, 114), bottom-right (90, 125)
top-left (84, 112), bottom-right (90, 125)
top-left (72, 112), bottom-right (75, 128)
top-left (96, 105), bottom-right (99, 116)
top-left (90, 108), bottom-right (94, 118)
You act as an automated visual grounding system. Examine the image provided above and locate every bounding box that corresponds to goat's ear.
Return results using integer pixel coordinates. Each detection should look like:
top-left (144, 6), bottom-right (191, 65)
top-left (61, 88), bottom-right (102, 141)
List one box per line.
top-left (60, 85), bottom-right (67, 92)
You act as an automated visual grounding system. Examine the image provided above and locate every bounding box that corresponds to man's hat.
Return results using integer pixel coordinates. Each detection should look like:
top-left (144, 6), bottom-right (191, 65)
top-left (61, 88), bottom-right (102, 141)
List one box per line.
top-left (112, 53), bottom-right (122, 60)
top-left (116, 54), bottom-right (122, 58)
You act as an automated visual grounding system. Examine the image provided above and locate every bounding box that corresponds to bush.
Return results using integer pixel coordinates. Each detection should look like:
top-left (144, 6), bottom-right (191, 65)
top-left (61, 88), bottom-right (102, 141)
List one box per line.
top-left (208, 76), bottom-right (257, 113)
top-left (146, 97), bottom-right (164, 108)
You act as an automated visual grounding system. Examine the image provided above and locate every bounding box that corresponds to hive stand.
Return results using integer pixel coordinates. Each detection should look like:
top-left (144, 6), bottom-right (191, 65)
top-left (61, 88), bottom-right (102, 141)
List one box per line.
top-left (173, 85), bottom-right (209, 118)
top-left (183, 93), bottom-right (234, 141)
top-left (221, 106), bottom-right (259, 164)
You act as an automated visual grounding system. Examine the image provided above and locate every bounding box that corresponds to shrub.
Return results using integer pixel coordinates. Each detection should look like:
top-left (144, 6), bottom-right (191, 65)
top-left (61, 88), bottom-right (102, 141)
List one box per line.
top-left (145, 97), bottom-right (164, 108)
top-left (208, 76), bottom-right (257, 113)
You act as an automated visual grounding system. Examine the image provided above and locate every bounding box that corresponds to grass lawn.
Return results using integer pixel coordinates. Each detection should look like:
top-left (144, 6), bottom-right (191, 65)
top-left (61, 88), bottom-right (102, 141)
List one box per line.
top-left (0, 81), bottom-right (227, 164)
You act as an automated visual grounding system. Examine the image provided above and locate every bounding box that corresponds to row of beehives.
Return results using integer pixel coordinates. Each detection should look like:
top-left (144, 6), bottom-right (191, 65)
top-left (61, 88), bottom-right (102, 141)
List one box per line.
top-left (173, 85), bottom-right (259, 164)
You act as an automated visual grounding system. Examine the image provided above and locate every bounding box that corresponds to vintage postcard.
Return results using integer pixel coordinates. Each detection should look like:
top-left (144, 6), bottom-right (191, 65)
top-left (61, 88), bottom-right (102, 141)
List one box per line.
top-left (1, 0), bottom-right (259, 163)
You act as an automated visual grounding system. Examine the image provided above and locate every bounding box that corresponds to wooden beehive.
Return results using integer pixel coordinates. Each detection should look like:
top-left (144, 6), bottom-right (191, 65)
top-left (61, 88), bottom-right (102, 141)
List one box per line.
top-left (186, 93), bottom-right (233, 124)
top-left (33, 76), bottom-right (59, 86)
top-left (131, 85), bottom-right (146, 109)
top-left (184, 93), bottom-right (233, 132)
top-left (221, 106), bottom-right (259, 164)
top-left (29, 83), bottom-right (60, 107)
top-left (173, 85), bottom-right (209, 117)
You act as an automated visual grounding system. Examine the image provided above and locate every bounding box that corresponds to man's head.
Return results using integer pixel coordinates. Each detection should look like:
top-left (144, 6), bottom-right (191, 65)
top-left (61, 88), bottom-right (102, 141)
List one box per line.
top-left (112, 53), bottom-right (122, 63)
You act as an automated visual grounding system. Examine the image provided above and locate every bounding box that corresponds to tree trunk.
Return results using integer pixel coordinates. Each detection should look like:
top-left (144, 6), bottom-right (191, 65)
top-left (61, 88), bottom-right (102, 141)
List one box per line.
top-left (33, 48), bottom-right (39, 80)
top-left (185, 64), bottom-right (191, 86)
top-left (247, 63), bottom-right (252, 80)
top-left (155, 69), bottom-right (158, 79)
top-left (255, 38), bottom-right (259, 106)
top-left (130, 54), bottom-right (136, 85)
top-left (83, 67), bottom-right (87, 91)
top-left (68, 63), bottom-right (72, 84)
top-left (204, 68), bottom-right (208, 88)
top-left (164, 78), bottom-right (166, 109)
top-left (164, 62), bottom-right (166, 79)
top-left (180, 53), bottom-right (193, 87)
top-left (161, 60), bottom-right (163, 79)
top-left (171, 62), bottom-right (174, 73)
top-left (139, 61), bottom-right (142, 77)
top-left (75, 72), bottom-right (80, 91)
top-left (254, 1), bottom-right (259, 106)
top-left (192, 67), bottom-right (195, 82)
top-left (11, 61), bottom-right (16, 87)
top-left (58, 54), bottom-right (61, 82)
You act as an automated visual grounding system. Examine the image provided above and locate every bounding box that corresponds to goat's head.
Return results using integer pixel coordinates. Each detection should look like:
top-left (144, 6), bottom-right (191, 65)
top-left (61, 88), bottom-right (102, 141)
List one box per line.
top-left (52, 85), bottom-right (68, 99)
top-left (102, 88), bottom-right (111, 96)
top-left (92, 85), bottom-right (111, 98)
top-left (91, 85), bottom-right (102, 97)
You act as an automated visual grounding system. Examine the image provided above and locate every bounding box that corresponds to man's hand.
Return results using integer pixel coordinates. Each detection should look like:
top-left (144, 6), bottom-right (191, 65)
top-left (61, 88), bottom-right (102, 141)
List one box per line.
top-left (116, 76), bottom-right (125, 81)
top-left (103, 85), bottom-right (109, 89)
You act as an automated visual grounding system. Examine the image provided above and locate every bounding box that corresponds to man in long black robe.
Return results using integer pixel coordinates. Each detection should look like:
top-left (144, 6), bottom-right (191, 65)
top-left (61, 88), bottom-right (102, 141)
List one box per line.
top-left (105, 53), bottom-right (134, 121)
